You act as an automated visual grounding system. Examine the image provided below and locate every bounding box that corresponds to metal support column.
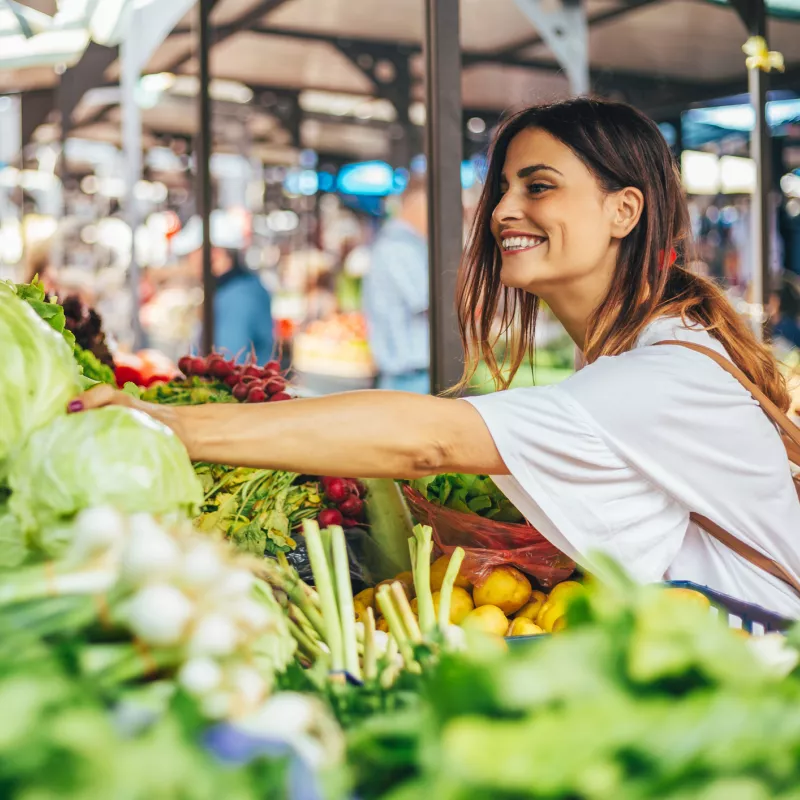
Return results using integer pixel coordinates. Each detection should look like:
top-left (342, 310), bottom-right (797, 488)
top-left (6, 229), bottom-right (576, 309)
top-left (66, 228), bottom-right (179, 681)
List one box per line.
top-left (423, 0), bottom-right (464, 394)
top-left (732, 0), bottom-right (777, 338)
top-left (198, 0), bottom-right (215, 354)
top-left (514, 0), bottom-right (589, 96)
top-left (121, 38), bottom-right (145, 349)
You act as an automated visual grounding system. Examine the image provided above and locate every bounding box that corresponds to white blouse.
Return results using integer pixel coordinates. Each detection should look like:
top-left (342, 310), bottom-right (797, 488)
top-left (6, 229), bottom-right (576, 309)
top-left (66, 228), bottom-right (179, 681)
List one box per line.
top-left (466, 317), bottom-right (800, 617)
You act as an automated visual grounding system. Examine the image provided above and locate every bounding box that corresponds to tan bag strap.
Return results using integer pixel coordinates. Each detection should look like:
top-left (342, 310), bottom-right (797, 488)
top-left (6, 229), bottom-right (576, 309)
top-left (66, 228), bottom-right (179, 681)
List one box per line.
top-left (656, 339), bottom-right (800, 596)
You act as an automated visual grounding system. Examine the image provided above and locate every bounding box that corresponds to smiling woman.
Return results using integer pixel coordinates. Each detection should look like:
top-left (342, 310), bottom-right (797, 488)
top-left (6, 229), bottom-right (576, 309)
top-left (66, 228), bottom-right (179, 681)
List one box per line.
top-left (72, 98), bottom-right (800, 618)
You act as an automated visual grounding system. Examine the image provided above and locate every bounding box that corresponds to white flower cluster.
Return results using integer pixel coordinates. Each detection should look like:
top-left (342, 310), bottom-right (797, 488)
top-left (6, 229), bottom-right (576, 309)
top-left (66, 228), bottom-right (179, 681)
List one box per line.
top-left (66, 507), bottom-right (296, 719)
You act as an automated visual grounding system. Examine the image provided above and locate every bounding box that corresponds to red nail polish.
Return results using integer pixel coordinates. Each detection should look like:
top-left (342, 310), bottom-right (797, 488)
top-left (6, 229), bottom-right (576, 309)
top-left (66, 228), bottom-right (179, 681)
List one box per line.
top-left (67, 400), bottom-right (84, 412)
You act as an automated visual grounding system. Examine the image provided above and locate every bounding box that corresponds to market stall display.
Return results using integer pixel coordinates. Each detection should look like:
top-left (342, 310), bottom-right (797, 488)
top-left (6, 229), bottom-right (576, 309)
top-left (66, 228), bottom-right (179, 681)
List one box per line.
top-left (3, 287), bottom-right (800, 800)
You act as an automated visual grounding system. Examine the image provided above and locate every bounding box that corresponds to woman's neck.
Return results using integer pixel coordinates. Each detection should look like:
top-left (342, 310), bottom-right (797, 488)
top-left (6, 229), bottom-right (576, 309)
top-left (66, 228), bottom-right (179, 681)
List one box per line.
top-left (540, 268), bottom-right (616, 351)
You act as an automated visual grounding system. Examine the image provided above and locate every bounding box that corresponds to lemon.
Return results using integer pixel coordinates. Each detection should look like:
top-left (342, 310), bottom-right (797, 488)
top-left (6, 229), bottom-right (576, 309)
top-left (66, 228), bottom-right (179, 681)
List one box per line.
top-left (354, 587), bottom-right (375, 610)
top-left (663, 587), bottom-right (711, 610)
top-left (514, 590), bottom-right (548, 621)
top-left (507, 618), bottom-right (544, 637)
top-left (462, 605), bottom-right (509, 637)
top-left (473, 566), bottom-right (532, 615)
top-left (429, 555), bottom-right (471, 592)
top-left (539, 602), bottom-right (566, 633)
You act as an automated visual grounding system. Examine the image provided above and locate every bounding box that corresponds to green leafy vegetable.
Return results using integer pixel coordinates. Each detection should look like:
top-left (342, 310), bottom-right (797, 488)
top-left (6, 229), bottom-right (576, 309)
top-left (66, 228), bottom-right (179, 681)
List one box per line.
top-left (7, 407), bottom-right (203, 555)
top-left (4, 278), bottom-right (116, 387)
top-left (410, 473), bottom-right (524, 522)
top-left (0, 287), bottom-right (81, 478)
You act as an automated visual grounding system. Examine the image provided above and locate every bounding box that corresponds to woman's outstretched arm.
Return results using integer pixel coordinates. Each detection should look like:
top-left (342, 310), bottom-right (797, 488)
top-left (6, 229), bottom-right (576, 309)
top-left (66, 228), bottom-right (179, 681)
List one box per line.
top-left (73, 386), bottom-right (509, 479)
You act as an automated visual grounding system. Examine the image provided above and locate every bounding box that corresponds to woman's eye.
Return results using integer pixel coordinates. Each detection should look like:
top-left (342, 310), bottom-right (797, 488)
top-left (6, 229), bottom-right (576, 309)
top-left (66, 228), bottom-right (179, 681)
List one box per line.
top-left (527, 183), bottom-right (551, 195)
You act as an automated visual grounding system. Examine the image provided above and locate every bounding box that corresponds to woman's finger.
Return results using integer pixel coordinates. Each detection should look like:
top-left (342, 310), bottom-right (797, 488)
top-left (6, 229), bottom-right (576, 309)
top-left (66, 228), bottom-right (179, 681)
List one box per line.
top-left (67, 384), bottom-right (129, 413)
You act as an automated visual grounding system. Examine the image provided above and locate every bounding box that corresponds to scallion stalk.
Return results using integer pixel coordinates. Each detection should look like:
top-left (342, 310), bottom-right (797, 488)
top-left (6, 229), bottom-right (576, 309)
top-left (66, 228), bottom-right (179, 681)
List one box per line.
top-left (412, 525), bottom-right (435, 635)
top-left (331, 525), bottom-right (362, 681)
top-left (437, 546), bottom-right (466, 630)
top-left (303, 520), bottom-right (344, 672)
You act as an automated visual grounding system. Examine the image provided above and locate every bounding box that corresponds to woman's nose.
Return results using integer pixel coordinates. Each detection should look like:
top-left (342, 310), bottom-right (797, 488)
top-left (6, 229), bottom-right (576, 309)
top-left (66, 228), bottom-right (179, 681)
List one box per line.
top-left (492, 191), bottom-right (525, 226)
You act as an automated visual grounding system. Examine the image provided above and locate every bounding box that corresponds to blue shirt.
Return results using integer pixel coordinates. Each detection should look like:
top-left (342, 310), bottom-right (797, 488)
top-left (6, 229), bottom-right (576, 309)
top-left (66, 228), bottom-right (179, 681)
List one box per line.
top-left (362, 219), bottom-right (429, 376)
top-left (214, 269), bottom-right (274, 365)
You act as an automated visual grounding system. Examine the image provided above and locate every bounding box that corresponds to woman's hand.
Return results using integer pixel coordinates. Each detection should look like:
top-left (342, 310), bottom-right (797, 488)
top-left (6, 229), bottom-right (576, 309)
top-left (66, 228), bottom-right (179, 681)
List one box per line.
top-left (68, 385), bottom-right (187, 445)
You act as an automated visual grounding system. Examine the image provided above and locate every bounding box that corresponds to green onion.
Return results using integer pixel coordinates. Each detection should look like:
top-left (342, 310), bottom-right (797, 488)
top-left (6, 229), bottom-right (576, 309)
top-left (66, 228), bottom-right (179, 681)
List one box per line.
top-left (437, 546), bottom-right (466, 630)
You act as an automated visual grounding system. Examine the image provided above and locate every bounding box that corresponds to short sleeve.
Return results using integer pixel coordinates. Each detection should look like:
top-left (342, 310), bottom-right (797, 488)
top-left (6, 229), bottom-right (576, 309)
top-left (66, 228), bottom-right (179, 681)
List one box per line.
top-left (464, 385), bottom-right (689, 582)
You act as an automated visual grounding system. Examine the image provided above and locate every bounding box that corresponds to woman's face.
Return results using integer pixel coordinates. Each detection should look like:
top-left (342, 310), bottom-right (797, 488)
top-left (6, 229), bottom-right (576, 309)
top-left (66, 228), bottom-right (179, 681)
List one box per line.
top-left (490, 127), bottom-right (622, 294)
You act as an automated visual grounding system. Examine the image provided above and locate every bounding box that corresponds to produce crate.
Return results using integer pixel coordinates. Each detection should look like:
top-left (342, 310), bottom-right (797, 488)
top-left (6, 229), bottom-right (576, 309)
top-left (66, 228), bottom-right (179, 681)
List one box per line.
top-left (665, 580), bottom-right (793, 634)
top-left (506, 579), bottom-right (793, 647)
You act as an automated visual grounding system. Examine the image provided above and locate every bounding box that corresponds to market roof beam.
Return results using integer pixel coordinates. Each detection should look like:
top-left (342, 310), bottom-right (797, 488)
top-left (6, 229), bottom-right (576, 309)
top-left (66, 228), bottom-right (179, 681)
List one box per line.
top-left (162, 0), bottom-right (295, 74)
top-left (491, 0), bottom-right (662, 60)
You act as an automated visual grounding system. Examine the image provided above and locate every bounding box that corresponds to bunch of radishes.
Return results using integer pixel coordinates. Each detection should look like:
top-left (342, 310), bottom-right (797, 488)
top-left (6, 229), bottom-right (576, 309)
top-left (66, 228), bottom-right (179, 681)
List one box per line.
top-left (316, 477), bottom-right (367, 530)
top-left (177, 354), bottom-right (292, 404)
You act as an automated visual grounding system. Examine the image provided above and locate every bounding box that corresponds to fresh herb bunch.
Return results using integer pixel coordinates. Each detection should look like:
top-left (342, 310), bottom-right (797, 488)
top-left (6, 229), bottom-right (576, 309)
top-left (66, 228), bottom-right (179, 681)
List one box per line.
top-left (410, 473), bottom-right (524, 522)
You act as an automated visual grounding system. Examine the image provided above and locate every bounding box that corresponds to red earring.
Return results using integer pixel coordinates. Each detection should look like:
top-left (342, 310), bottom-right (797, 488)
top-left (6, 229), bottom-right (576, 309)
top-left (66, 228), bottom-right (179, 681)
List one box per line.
top-left (657, 248), bottom-right (677, 270)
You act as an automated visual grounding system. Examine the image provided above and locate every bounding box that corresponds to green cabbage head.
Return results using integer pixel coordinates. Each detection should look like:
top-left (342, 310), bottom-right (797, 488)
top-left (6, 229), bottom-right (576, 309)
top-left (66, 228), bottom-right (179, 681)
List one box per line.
top-left (9, 407), bottom-right (204, 550)
top-left (0, 287), bottom-right (81, 476)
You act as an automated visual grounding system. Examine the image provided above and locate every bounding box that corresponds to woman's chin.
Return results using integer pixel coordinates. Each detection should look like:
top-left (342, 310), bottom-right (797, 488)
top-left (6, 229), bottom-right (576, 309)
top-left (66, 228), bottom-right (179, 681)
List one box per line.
top-left (500, 261), bottom-right (540, 291)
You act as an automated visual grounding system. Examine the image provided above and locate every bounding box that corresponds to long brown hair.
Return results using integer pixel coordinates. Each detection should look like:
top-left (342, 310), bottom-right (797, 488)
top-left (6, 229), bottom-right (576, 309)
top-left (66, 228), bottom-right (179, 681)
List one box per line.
top-left (456, 97), bottom-right (789, 411)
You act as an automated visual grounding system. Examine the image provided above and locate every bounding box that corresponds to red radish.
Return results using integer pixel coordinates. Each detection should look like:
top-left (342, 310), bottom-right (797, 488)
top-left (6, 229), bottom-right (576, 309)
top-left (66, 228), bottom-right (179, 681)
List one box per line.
top-left (246, 386), bottom-right (267, 403)
top-left (325, 478), bottom-right (348, 503)
top-left (338, 496), bottom-right (364, 517)
top-left (210, 359), bottom-right (234, 379)
top-left (244, 365), bottom-right (262, 379)
top-left (232, 382), bottom-right (250, 401)
top-left (341, 517), bottom-right (360, 529)
top-left (317, 508), bottom-right (344, 528)
top-left (238, 374), bottom-right (257, 385)
top-left (189, 356), bottom-right (207, 375)
top-left (265, 360), bottom-right (281, 373)
top-left (269, 392), bottom-right (292, 402)
top-left (351, 479), bottom-right (367, 497)
top-left (178, 355), bottom-right (194, 375)
top-left (261, 368), bottom-right (278, 380)
top-left (224, 373), bottom-right (240, 387)
top-left (265, 377), bottom-right (287, 395)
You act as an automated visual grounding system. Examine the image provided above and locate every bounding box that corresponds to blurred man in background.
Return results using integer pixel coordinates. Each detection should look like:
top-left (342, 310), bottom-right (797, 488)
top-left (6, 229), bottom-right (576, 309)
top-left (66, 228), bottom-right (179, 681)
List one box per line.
top-left (173, 213), bottom-right (274, 364)
top-left (363, 175), bottom-right (430, 393)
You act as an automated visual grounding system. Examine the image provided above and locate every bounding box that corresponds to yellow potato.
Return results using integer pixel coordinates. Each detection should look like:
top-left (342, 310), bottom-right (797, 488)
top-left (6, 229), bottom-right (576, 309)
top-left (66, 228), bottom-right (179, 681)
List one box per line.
top-left (429, 555), bottom-right (471, 592)
top-left (433, 587), bottom-right (474, 624)
top-left (394, 571), bottom-right (416, 599)
top-left (376, 616), bottom-right (389, 633)
top-left (410, 597), bottom-right (419, 614)
top-left (507, 617), bottom-right (544, 637)
top-left (353, 599), bottom-right (368, 617)
top-left (461, 605), bottom-right (509, 637)
top-left (473, 566), bottom-right (532, 615)
top-left (514, 590), bottom-right (548, 621)
top-left (375, 578), bottom-right (411, 603)
top-left (354, 587), bottom-right (375, 610)
top-left (551, 616), bottom-right (567, 633)
top-left (536, 601), bottom-right (552, 626)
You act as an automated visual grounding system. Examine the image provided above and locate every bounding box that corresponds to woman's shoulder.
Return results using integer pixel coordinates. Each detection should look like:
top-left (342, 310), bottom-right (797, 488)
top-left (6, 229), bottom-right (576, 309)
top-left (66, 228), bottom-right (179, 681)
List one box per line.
top-left (562, 318), bottom-right (746, 426)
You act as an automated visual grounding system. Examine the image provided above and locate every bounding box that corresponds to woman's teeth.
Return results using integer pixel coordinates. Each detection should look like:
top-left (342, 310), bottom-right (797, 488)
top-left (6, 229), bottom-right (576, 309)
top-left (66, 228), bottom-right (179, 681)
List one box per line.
top-left (501, 236), bottom-right (545, 252)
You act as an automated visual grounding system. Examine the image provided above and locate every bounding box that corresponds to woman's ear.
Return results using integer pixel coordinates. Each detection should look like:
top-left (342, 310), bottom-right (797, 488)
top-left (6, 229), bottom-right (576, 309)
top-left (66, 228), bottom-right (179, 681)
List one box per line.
top-left (610, 187), bottom-right (644, 239)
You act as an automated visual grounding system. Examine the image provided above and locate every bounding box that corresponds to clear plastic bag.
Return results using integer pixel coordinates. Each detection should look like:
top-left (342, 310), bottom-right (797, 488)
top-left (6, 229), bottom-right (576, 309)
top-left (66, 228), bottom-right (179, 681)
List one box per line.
top-left (403, 486), bottom-right (575, 589)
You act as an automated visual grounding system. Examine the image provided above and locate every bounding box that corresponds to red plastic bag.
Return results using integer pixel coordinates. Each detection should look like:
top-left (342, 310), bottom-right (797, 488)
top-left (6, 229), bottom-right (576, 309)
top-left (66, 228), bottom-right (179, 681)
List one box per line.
top-left (403, 486), bottom-right (575, 589)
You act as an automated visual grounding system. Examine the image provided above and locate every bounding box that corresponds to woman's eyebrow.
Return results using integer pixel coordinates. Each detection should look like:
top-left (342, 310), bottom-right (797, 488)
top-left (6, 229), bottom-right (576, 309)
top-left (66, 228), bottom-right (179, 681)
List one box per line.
top-left (516, 164), bottom-right (564, 178)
